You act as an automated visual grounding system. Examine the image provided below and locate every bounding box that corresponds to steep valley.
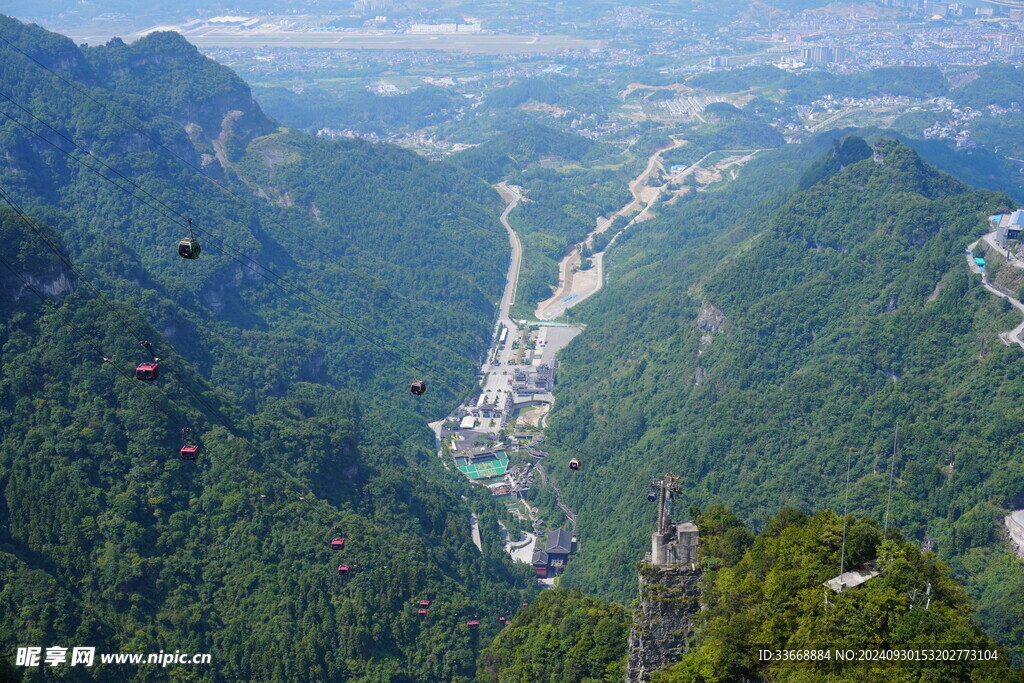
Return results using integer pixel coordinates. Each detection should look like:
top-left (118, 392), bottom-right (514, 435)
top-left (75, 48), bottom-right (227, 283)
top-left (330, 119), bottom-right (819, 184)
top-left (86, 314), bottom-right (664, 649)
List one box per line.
top-left (3, 11), bottom-right (1024, 681)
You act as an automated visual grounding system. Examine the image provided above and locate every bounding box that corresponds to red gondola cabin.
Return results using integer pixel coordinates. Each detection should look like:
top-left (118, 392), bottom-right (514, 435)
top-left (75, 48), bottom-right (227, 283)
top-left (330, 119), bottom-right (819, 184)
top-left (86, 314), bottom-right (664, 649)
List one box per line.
top-left (418, 600), bottom-right (431, 608)
top-left (466, 620), bottom-right (479, 627)
top-left (330, 538), bottom-right (345, 550)
top-left (135, 362), bottom-right (159, 381)
top-left (337, 565), bottom-right (349, 575)
top-left (180, 445), bottom-right (199, 460)
top-left (418, 609), bottom-right (428, 616)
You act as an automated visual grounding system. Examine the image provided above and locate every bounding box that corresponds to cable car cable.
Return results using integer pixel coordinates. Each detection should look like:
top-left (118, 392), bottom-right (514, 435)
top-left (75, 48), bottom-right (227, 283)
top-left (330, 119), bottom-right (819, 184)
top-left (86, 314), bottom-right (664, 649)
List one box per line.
top-left (0, 32), bottom-right (487, 286)
top-left (0, 228), bottom-right (196, 439)
top-left (0, 84), bottom-right (592, 472)
top-left (0, 181), bottom-right (224, 429)
top-left (0, 181), bottom-right (231, 433)
top-left (0, 100), bottom-right (440, 413)
top-left (0, 89), bottom-right (475, 411)
top-left (0, 36), bottom-right (606, 486)
top-left (0, 90), bottom-right (475, 399)
top-left (0, 44), bottom-right (495, 366)
top-left (0, 189), bottom-right (312, 470)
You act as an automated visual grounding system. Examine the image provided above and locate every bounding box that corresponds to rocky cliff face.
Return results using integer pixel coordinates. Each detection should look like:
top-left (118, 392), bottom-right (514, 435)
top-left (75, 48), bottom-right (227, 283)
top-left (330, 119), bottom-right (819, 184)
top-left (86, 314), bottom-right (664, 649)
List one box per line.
top-left (94, 31), bottom-right (276, 163)
top-left (1007, 510), bottom-right (1024, 561)
top-left (0, 19), bottom-right (276, 180)
top-left (625, 562), bottom-right (701, 682)
top-left (696, 300), bottom-right (724, 333)
top-left (2, 263), bottom-right (74, 303)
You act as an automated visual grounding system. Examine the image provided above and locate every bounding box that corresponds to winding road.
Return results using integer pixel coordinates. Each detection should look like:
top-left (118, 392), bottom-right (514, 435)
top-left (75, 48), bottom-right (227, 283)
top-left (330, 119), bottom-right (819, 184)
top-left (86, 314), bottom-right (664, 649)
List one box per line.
top-left (533, 140), bottom-right (683, 320)
top-left (495, 182), bottom-right (524, 318)
top-left (534, 143), bottom-right (768, 321)
top-left (966, 236), bottom-right (1024, 351)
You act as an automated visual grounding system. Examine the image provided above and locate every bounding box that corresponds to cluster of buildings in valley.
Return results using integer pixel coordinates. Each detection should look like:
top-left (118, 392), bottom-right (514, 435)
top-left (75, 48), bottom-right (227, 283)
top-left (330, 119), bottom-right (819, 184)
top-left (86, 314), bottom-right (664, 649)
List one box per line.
top-left (439, 322), bottom-right (583, 581)
top-left (923, 99), bottom-right (1021, 147)
top-left (700, 1), bottom-right (1024, 71)
top-left (439, 324), bottom-right (578, 490)
top-left (189, 0), bottom-right (1024, 152)
top-left (657, 94), bottom-right (729, 118)
top-left (794, 93), bottom-right (921, 122)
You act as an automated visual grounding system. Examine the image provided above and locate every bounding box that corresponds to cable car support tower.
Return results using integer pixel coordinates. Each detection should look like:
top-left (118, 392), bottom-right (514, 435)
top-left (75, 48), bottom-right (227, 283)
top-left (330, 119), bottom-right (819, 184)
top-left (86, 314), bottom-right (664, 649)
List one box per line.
top-left (648, 474), bottom-right (698, 567)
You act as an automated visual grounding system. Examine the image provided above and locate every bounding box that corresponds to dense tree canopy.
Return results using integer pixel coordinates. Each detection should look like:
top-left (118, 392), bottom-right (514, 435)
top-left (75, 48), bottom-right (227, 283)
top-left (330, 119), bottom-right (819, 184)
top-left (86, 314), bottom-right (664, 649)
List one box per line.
top-left (0, 16), bottom-right (530, 681)
top-left (543, 137), bottom-right (1024, 663)
top-left (476, 588), bottom-right (630, 682)
top-left (660, 506), bottom-right (1023, 682)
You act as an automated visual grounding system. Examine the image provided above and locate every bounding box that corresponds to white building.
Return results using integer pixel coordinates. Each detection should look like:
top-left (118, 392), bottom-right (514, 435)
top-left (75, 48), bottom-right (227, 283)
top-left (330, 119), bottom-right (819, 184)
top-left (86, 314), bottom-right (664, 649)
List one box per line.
top-left (409, 22), bottom-right (482, 34)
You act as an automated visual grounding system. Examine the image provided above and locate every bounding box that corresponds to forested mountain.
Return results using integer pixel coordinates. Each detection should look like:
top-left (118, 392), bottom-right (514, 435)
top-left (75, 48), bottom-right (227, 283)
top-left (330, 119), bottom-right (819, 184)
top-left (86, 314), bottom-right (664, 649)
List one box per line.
top-left (545, 137), bottom-right (1024, 659)
top-left (472, 511), bottom-right (1021, 682)
top-left (665, 506), bottom-right (1022, 681)
top-left (476, 588), bottom-right (630, 682)
top-left (254, 84), bottom-right (467, 135)
top-left (451, 122), bottom-right (606, 182)
top-left (949, 64), bottom-right (1024, 108)
top-left (0, 16), bottom-right (527, 680)
top-left (483, 77), bottom-right (616, 116)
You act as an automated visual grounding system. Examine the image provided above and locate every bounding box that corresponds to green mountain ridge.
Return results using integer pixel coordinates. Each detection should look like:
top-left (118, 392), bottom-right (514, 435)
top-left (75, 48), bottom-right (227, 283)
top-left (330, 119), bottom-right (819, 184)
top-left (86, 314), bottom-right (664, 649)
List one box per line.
top-left (473, 506), bottom-right (1023, 681)
top-left (668, 506), bottom-right (1023, 681)
top-left (451, 121), bottom-right (607, 183)
top-left (543, 137), bottom-right (1024, 660)
top-left (254, 84), bottom-right (466, 136)
top-left (477, 587), bottom-right (630, 682)
top-left (4, 11), bottom-right (1024, 681)
top-left (0, 16), bottom-right (528, 681)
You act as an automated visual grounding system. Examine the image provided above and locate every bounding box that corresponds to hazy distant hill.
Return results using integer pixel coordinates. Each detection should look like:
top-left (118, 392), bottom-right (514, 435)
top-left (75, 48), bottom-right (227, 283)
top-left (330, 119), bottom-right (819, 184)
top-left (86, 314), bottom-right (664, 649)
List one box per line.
top-left (451, 121), bottom-right (607, 182)
top-left (690, 65), bottom-right (949, 104)
top-left (254, 84), bottom-right (467, 135)
top-left (950, 64), bottom-right (1024, 108)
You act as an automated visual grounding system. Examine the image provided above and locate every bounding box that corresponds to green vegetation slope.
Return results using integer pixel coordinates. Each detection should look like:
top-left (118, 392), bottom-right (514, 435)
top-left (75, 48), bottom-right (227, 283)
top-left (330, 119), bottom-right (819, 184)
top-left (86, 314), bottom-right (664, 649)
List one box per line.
top-left (543, 137), bottom-right (1024, 662)
top-left (0, 16), bottom-right (525, 681)
top-left (476, 588), bottom-right (630, 683)
top-left (661, 506), bottom-right (1022, 682)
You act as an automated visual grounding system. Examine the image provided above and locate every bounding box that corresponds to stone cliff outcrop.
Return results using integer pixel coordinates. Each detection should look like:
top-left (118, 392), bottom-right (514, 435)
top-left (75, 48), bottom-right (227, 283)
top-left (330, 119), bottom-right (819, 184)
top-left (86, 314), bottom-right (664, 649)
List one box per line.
top-left (625, 562), bottom-right (701, 682)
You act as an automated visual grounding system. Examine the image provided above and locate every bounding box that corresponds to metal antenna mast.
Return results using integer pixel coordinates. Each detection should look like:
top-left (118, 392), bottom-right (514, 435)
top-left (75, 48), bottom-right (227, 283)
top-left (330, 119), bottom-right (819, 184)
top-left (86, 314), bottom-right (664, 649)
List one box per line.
top-left (651, 474), bottom-right (684, 534)
top-left (884, 422), bottom-right (899, 536)
top-left (839, 447), bottom-right (854, 592)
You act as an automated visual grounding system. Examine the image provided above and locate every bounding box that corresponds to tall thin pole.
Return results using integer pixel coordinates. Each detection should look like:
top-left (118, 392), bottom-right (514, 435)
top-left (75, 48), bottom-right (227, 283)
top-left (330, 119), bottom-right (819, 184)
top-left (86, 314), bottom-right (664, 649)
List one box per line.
top-left (657, 479), bottom-right (667, 534)
top-left (884, 422), bottom-right (899, 537)
top-left (839, 447), bottom-right (853, 590)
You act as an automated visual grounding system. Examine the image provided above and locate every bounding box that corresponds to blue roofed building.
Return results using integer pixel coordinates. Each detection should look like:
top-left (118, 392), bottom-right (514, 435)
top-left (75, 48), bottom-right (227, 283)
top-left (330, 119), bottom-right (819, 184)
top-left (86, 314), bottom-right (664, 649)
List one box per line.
top-left (996, 209), bottom-right (1024, 246)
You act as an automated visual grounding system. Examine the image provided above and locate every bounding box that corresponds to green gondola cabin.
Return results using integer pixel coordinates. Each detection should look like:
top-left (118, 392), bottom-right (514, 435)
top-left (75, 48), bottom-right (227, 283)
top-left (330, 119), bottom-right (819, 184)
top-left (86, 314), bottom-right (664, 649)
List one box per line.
top-left (178, 237), bottom-right (200, 259)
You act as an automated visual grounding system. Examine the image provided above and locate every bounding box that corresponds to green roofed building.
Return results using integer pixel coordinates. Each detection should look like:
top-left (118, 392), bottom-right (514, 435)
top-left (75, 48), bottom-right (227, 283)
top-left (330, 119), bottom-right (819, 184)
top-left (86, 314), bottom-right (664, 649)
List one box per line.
top-left (455, 451), bottom-right (510, 480)
top-left (450, 430), bottom-right (510, 480)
